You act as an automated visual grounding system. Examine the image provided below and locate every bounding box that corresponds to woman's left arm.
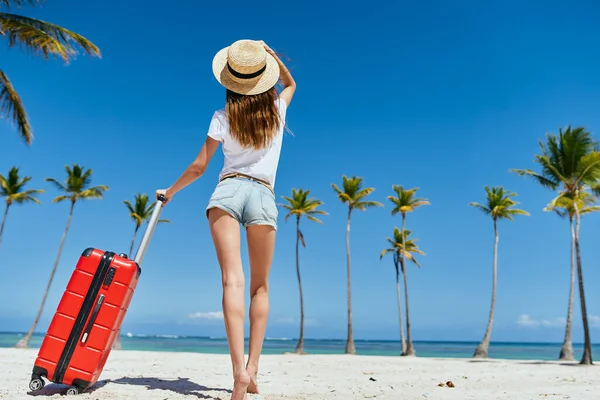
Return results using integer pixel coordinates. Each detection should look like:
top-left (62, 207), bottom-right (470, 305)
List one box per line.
top-left (157, 136), bottom-right (220, 204)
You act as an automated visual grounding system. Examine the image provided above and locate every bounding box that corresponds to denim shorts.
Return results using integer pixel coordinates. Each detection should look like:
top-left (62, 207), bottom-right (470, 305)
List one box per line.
top-left (206, 177), bottom-right (278, 230)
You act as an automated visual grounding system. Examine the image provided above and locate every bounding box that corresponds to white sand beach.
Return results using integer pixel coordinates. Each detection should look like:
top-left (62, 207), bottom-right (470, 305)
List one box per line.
top-left (1, 348), bottom-right (599, 400)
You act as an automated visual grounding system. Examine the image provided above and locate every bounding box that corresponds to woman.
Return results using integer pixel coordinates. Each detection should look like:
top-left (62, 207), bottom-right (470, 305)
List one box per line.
top-left (156, 39), bottom-right (296, 400)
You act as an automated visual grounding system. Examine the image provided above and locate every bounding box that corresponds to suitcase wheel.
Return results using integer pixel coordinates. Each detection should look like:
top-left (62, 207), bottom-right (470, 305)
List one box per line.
top-left (67, 386), bottom-right (82, 396)
top-left (28, 377), bottom-right (45, 392)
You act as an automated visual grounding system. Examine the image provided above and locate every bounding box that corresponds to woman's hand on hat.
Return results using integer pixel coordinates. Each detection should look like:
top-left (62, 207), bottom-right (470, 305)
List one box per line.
top-left (259, 40), bottom-right (275, 55)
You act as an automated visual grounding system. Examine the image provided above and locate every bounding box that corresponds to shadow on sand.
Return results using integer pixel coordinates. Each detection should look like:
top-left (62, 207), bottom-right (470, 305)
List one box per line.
top-left (111, 377), bottom-right (232, 400)
top-left (467, 359), bottom-right (594, 367)
top-left (27, 380), bottom-right (109, 396)
top-left (516, 360), bottom-right (595, 367)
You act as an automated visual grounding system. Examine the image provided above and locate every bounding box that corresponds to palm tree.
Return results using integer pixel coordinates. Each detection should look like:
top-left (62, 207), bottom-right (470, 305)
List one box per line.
top-left (15, 164), bottom-right (108, 348)
top-left (281, 188), bottom-right (327, 354)
top-left (114, 193), bottom-right (169, 350)
top-left (0, 0), bottom-right (100, 145)
top-left (511, 126), bottom-right (600, 365)
top-left (332, 175), bottom-right (383, 354)
top-left (380, 228), bottom-right (425, 356)
top-left (0, 166), bottom-right (43, 249)
top-left (124, 193), bottom-right (170, 257)
top-left (387, 185), bottom-right (429, 356)
top-left (469, 186), bottom-right (529, 358)
top-left (544, 191), bottom-right (600, 361)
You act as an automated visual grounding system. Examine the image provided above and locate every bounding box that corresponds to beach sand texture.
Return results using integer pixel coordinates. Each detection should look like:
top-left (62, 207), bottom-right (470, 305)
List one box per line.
top-left (1, 348), bottom-right (598, 400)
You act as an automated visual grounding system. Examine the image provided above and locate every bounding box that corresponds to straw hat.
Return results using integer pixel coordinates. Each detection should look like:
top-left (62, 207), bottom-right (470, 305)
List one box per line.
top-left (212, 39), bottom-right (280, 95)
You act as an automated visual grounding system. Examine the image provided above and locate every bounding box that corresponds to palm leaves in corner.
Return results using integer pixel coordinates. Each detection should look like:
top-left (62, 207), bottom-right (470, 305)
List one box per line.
top-left (1, 0), bottom-right (101, 144)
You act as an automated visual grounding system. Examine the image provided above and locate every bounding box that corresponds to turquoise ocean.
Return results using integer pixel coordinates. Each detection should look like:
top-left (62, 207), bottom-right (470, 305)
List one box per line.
top-left (1, 332), bottom-right (598, 360)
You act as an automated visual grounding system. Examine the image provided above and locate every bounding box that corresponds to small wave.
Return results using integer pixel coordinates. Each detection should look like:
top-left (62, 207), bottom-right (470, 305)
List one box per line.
top-left (125, 333), bottom-right (149, 338)
top-left (155, 334), bottom-right (179, 339)
top-left (266, 337), bottom-right (292, 341)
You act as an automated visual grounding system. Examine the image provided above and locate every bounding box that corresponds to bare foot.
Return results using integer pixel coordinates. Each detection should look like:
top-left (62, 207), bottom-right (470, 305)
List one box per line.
top-left (246, 365), bottom-right (259, 394)
top-left (231, 370), bottom-right (251, 400)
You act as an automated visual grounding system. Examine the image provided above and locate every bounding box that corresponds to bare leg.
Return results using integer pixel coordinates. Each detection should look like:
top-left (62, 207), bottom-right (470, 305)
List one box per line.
top-left (208, 208), bottom-right (250, 400)
top-left (245, 224), bottom-right (276, 394)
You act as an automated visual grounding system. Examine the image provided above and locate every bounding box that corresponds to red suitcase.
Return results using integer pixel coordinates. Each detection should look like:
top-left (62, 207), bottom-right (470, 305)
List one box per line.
top-left (27, 194), bottom-right (166, 395)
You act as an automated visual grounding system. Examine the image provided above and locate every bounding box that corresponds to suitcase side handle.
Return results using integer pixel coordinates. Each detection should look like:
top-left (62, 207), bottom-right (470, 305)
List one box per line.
top-left (133, 194), bottom-right (167, 265)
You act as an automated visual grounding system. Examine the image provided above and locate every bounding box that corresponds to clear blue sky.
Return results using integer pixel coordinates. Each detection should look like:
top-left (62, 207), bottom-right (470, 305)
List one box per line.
top-left (1, 0), bottom-right (600, 343)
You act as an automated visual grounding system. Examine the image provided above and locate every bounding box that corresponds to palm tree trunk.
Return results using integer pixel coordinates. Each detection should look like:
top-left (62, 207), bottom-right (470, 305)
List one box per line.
top-left (0, 203), bottom-right (10, 249)
top-left (401, 258), bottom-right (415, 356)
top-left (16, 201), bottom-right (76, 348)
top-left (294, 216), bottom-right (306, 354)
top-left (345, 206), bottom-right (355, 354)
top-left (128, 224), bottom-right (140, 258)
top-left (559, 216), bottom-right (575, 361)
top-left (400, 214), bottom-right (415, 356)
top-left (573, 202), bottom-right (593, 365)
top-left (394, 257), bottom-right (406, 355)
top-left (473, 218), bottom-right (498, 358)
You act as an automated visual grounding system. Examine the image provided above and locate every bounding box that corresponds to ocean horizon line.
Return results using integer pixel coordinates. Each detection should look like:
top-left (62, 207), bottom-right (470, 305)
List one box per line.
top-left (1, 331), bottom-right (596, 346)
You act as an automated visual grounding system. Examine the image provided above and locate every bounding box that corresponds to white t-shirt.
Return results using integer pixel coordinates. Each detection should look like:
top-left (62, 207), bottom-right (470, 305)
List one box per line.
top-left (207, 98), bottom-right (287, 188)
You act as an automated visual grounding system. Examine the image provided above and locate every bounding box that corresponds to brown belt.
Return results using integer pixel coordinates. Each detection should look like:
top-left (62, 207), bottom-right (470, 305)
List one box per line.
top-left (220, 172), bottom-right (274, 194)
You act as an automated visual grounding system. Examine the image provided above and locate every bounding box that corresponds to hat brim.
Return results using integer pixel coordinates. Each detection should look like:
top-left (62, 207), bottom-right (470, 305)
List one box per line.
top-left (212, 46), bottom-right (280, 96)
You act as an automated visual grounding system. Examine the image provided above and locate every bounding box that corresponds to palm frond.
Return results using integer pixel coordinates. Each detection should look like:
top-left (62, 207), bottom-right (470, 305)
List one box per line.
top-left (0, 69), bottom-right (32, 144)
top-left (298, 229), bottom-right (306, 247)
top-left (509, 168), bottom-right (558, 190)
top-left (381, 227), bottom-right (425, 266)
top-left (404, 251), bottom-right (421, 267)
top-left (0, 0), bottom-right (42, 8)
top-left (79, 185), bottom-right (108, 199)
top-left (52, 195), bottom-right (69, 203)
top-left (44, 177), bottom-right (67, 192)
top-left (282, 188), bottom-right (326, 223)
top-left (504, 208), bottom-right (530, 220)
top-left (471, 186), bottom-right (528, 221)
top-left (581, 205), bottom-right (600, 215)
top-left (0, 13), bottom-right (101, 62)
top-left (123, 200), bottom-right (135, 215)
top-left (355, 187), bottom-right (375, 200)
top-left (331, 183), bottom-right (352, 203)
top-left (12, 188), bottom-right (43, 204)
top-left (468, 202), bottom-right (490, 215)
top-left (574, 151), bottom-right (600, 188)
top-left (387, 185), bottom-right (430, 215)
top-left (306, 215), bottom-right (324, 224)
top-left (543, 190), bottom-right (598, 219)
top-left (355, 200), bottom-right (383, 211)
top-left (307, 209), bottom-right (327, 215)
top-left (380, 248), bottom-right (395, 260)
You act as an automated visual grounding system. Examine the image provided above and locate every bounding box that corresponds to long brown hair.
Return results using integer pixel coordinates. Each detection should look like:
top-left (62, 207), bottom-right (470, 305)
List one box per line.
top-left (225, 86), bottom-right (281, 149)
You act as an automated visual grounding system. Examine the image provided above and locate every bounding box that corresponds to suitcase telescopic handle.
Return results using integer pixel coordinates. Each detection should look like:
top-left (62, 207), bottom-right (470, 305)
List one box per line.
top-left (133, 193), bottom-right (167, 265)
